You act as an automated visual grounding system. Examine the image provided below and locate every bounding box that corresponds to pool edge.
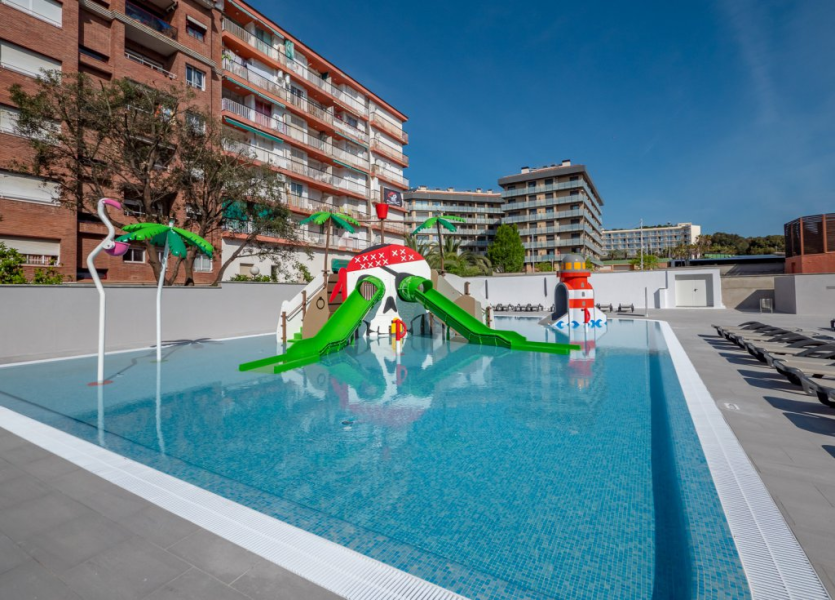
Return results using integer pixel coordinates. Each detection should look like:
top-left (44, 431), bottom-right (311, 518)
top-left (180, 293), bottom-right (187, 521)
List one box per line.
top-left (0, 406), bottom-right (468, 600)
top-left (657, 320), bottom-right (830, 600)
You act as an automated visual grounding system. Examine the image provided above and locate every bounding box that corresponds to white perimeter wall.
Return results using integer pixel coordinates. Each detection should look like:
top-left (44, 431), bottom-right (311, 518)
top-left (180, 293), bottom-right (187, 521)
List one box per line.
top-left (453, 268), bottom-right (724, 310)
top-left (0, 283), bottom-right (303, 363)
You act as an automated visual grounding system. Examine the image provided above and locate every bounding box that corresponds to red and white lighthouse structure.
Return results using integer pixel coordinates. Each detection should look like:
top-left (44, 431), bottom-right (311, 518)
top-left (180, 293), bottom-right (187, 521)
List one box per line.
top-left (552, 254), bottom-right (607, 330)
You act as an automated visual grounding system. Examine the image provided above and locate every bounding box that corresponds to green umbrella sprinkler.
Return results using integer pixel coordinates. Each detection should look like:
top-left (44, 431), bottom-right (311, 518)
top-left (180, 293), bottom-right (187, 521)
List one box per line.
top-left (412, 214), bottom-right (465, 274)
top-left (299, 211), bottom-right (360, 275)
top-left (117, 220), bottom-right (213, 362)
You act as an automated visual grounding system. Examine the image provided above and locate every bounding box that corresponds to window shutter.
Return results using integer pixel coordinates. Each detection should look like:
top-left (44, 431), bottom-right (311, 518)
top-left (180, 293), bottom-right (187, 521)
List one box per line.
top-left (0, 40), bottom-right (61, 76)
top-left (0, 172), bottom-right (60, 203)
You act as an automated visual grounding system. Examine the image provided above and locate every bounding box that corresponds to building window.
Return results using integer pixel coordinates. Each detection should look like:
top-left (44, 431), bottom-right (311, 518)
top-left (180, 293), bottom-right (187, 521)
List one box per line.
top-left (0, 40), bottom-right (61, 77)
top-left (289, 182), bottom-right (304, 197)
top-left (0, 236), bottom-right (60, 265)
top-left (1, 0), bottom-right (62, 27)
top-left (123, 197), bottom-right (145, 216)
top-left (527, 181), bottom-right (536, 188)
top-left (185, 111), bottom-right (205, 135)
top-left (186, 17), bottom-right (207, 41)
top-left (194, 253), bottom-right (212, 272)
top-left (544, 178), bottom-right (553, 186)
top-left (186, 65), bottom-right (205, 90)
top-left (123, 246), bottom-right (145, 263)
top-left (0, 171), bottom-right (60, 204)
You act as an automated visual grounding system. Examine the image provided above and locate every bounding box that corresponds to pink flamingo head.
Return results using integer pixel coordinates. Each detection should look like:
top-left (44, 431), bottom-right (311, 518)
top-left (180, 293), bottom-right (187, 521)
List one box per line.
top-left (101, 198), bottom-right (122, 210)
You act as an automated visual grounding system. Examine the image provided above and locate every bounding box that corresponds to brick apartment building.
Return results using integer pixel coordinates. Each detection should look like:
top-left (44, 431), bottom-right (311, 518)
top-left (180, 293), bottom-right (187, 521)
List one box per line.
top-left (0, 0), bottom-right (408, 283)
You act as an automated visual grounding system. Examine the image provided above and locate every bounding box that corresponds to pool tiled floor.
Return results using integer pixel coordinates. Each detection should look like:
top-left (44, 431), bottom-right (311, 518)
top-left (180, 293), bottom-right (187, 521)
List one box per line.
top-left (2, 308), bottom-right (835, 598)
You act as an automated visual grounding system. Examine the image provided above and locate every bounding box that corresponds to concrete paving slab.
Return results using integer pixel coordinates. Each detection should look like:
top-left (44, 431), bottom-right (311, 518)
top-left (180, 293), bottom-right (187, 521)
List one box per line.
top-left (0, 533), bottom-right (28, 576)
top-left (230, 557), bottom-right (343, 600)
top-left (0, 559), bottom-right (83, 600)
top-left (62, 536), bottom-right (190, 600)
top-left (168, 529), bottom-right (262, 584)
top-left (121, 504), bottom-right (199, 549)
top-left (0, 470), bottom-right (52, 510)
top-left (19, 511), bottom-right (133, 574)
top-left (143, 568), bottom-right (252, 600)
top-left (0, 491), bottom-right (93, 542)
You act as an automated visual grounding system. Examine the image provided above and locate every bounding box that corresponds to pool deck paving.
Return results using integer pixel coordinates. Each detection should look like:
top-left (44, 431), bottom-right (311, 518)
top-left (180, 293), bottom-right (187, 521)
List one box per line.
top-left (1, 308), bottom-right (835, 598)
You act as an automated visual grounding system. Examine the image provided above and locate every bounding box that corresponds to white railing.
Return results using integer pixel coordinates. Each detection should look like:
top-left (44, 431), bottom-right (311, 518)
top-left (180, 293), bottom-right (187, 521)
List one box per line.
top-left (334, 114), bottom-right (369, 144)
top-left (223, 18), bottom-right (368, 119)
top-left (331, 145), bottom-right (370, 171)
top-left (124, 52), bottom-right (176, 79)
top-left (222, 98), bottom-right (288, 135)
top-left (277, 270), bottom-right (325, 343)
top-left (370, 111), bottom-right (408, 143)
top-left (370, 140), bottom-right (408, 166)
top-left (372, 164), bottom-right (408, 188)
top-left (223, 58), bottom-right (335, 126)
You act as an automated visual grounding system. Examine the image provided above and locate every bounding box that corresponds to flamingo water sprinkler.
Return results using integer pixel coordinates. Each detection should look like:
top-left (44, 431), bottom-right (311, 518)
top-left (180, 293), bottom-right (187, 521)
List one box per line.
top-left (87, 198), bottom-right (129, 385)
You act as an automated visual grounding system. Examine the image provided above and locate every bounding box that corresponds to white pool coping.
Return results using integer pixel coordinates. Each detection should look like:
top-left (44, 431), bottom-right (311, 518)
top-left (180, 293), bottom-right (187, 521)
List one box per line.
top-left (0, 322), bottom-right (830, 599)
top-left (658, 321), bottom-right (830, 599)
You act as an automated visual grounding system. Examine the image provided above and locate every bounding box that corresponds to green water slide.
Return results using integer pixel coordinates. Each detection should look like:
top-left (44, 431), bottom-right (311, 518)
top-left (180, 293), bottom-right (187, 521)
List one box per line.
top-left (397, 276), bottom-right (578, 355)
top-left (239, 275), bottom-right (385, 374)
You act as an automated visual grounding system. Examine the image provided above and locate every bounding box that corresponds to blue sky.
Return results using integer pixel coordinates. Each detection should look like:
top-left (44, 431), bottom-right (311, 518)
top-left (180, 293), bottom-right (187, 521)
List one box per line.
top-left (252, 0), bottom-right (835, 236)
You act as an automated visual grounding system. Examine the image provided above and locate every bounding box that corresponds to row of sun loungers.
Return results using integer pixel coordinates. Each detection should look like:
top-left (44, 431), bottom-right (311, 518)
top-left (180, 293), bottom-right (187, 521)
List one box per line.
top-left (712, 321), bottom-right (835, 407)
top-left (493, 303), bottom-right (551, 312)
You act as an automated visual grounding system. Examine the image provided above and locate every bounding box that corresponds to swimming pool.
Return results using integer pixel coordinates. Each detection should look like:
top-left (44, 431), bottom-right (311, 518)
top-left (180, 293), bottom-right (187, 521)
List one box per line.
top-left (0, 318), bottom-right (751, 599)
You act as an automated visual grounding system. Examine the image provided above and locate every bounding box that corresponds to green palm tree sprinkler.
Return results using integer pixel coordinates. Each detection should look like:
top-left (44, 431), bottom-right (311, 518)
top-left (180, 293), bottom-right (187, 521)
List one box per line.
top-left (300, 211), bottom-right (360, 275)
top-left (412, 215), bottom-right (465, 273)
top-left (117, 220), bottom-right (213, 362)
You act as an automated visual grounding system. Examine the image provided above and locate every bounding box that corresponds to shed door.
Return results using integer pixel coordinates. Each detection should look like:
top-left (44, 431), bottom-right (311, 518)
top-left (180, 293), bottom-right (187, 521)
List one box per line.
top-left (675, 275), bottom-right (711, 307)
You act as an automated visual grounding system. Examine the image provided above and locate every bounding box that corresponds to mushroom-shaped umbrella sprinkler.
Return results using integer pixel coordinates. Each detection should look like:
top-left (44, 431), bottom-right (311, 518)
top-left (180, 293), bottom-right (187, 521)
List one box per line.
top-left (117, 220), bottom-right (213, 362)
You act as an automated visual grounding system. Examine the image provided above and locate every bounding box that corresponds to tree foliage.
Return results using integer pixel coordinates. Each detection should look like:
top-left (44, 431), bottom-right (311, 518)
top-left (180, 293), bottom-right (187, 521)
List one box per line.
top-left (0, 243), bottom-right (27, 284)
top-left (487, 224), bottom-right (525, 273)
top-left (630, 254), bottom-right (660, 270)
top-left (425, 238), bottom-right (492, 276)
top-left (10, 71), bottom-right (300, 285)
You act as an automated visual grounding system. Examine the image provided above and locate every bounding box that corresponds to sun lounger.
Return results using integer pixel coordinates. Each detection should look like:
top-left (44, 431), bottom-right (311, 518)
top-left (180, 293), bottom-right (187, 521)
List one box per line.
top-left (618, 303), bottom-right (634, 313)
top-left (798, 375), bottom-right (835, 407)
top-left (764, 343), bottom-right (835, 367)
top-left (729, 328), bottom-right (796, 347)
top-left (746, 338), bottom-right (826, 362)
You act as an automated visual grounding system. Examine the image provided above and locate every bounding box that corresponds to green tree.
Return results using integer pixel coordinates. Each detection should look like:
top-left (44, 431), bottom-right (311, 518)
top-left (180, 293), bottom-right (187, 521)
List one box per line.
top-left (31, 267), bottom-right (64, 285)
top-left (486, 224), bottom-right (525, 273)
top-left (710, 232), bottom-right (749, 255)
top-left (11, 72), bottom-right (195, 281)
top-left (0, 242), bottom-right (27, 284)
top-left (426, 238), bottom-right (492, 276)
top-left (404, 234), bottom-right (431, 257)
top-left (630, 254), bottom-right (659, 270)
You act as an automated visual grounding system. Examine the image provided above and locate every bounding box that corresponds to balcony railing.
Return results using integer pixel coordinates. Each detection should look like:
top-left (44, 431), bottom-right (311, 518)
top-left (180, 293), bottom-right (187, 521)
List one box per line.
top-left (372, 164), bottom-right (408, 189)
top-left (222, 18), bottom-right (281, 61)
top-left (410, 203), bottom-right (503, 214)
top-left (222, 58), bottom-right (336, 127)
top-left (370, 139), bottom-right (408, 166)
top-left (370, 112), bottom-right (408, 143)
top-left (222, 98), bottom-right (287, 136)
top-left (125, 2), bottom-right (177, 39)
top-left (502, 179), bottom-right (602, 205)
top-left (334, 114), bottom-right (369, 144)
top-left (124, 51), bottom-right (176, 79)
top-left (222, 18), bottom-right (368, 119)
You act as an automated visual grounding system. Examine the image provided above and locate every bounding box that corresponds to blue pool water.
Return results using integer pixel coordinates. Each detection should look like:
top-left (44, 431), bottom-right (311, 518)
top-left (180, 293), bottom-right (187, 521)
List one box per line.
top-left (0, 318), bottom-right (750, 599)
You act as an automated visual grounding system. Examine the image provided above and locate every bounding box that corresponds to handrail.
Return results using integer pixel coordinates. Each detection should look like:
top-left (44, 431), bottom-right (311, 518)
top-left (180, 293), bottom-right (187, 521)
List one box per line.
top-left (125, 52), bottom-right (176, 79)
top-left (277, 271), bottom-right (326, 343)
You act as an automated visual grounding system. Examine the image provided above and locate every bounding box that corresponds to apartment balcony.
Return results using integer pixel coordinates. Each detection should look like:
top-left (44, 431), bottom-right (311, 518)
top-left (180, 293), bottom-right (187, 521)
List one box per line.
top-left (221, 17), bottom-right (368, 120)
top-left (501, 179), bottom-right (594, 199)
top-left (410, 203), bottom-right (503, 215)
top-left (528, 254), bottom-right (558, 263)
top-left (124, 51), bottom-right (176, 79)
top-left (126, 2), bottom-right (176, 39)
top-left (518, 223), bottom-right (587, 236)
top-left (370, 139), bottom-right (408, 167)
top-left (222, 59), bottom-right (336, 130)
top-left (372, 165), bottom-right (408, 189)
top-left (224, 220), bottom-right (372, 252)
top-left (284, 192), bottom-right (369, 222)
top-left (226, 140), bottom-right (368, 200)
top-left (370, 112), bottom-right (408, 145)
top-left (222, 97), bottom-right (287, 136)
top-left (334, 114), bottom-right (369, 145)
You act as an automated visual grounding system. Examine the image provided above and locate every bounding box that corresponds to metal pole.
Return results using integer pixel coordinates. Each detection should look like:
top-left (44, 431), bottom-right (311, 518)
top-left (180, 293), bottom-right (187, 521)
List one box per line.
top-left (156, 222), bottom-right (172, 363)
top-left (640, 218), bottom-right (644, 271)
top-left (86, 198), bottom-right (120, 384)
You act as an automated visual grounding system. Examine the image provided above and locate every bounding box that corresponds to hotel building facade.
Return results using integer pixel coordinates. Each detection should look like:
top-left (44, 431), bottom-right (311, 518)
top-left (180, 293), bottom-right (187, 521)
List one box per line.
top-left (497, 161), bottom-right (604, 271)
top-left (603, 222), bottom-right (701, 258)
top-left (404, 186), bottom-right (503, 253)
top-left (0, 0), bottom-right (408, 283)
